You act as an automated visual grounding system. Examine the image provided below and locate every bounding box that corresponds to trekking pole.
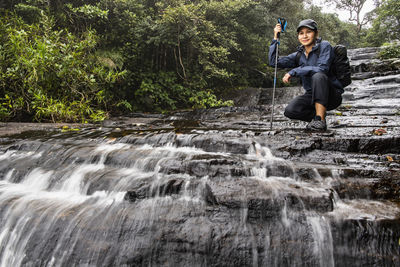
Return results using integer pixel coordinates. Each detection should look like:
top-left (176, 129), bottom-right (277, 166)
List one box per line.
top-left (270, 41), bottom-right (279, 130)
top-left (270, 18), bottom-right (287, 130)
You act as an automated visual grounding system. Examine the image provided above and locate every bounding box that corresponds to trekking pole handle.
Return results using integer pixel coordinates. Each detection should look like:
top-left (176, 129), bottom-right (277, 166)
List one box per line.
top-left (277, 18), bottom-right (287, 39)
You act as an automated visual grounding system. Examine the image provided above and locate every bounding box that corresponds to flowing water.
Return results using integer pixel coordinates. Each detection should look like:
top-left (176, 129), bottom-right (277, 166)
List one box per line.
top-left (0, 129), bottom-right (398, 266)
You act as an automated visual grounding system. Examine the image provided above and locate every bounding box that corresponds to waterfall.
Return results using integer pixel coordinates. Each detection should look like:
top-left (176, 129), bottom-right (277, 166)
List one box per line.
top-left (1, 129), bottom-right (396, 266)
top-left (0, 131), bottom-right (342, 266)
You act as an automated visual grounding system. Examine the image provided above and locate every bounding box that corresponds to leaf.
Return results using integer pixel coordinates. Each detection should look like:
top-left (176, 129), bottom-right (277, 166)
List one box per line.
top-left (372, 128), bottom-right (387, 136)
top-left (387, 156), bottom-right (393, 162)
top-left (61, 126), bottom-right (80, 132)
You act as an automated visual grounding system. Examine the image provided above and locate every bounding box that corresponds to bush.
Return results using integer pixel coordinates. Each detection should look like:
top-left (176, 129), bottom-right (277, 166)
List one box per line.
top-left (133, 71), bottom-right (233, 111)
top-left (0, 12), bottom-right (125, 122)
top-left (189, 90), bottom-right (233, 109)
top-left (379, 43), bottom-right (400, 59)
top-left (133, 72), bottom-right (189, 112)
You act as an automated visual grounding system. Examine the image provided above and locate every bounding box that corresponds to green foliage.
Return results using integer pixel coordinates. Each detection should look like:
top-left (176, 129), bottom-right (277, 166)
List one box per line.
top-left (147, 0), bottom-right (245, 84)
top-left (31, 89), bottom-right (107, 123)
top-left (378, 0), bottom-right (400, 40)
top-left (96, 49), bottom-right (124, 70)
top-left (0, 0), bottom-right (394, 122)
top-left (0, 12), bottom-right (125, 122)
top-left (14, 3), bottom-right (43, 23)
top-left (379, 43), bottom-right (400, 59)
top-left (189, 90), bottom-right (233, 109)
top-left (67, 4), bottom-right (108, 20)
top-left (63, 3), bottom-right (109, 32)
top-left (133, 71), bottom-right (232, 111)
top-left (134, 72), bottom-right (189, 111)
top-left (366, 0), bottom-right (400, 46)
top-left (0, 95), bottom-right (24, 120)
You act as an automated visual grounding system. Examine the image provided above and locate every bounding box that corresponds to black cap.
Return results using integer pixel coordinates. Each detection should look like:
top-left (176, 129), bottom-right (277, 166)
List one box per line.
top-left (297, 19), bottom-right (318, 32)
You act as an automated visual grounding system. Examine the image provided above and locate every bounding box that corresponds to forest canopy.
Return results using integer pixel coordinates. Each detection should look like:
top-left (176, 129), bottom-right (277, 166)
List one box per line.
top-left (0, 0), bottom-right (397, 122)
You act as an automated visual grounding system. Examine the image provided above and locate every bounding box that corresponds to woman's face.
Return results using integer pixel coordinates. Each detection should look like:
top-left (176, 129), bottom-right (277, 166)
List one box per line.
top-left (298, 27), bottom-right (316, 47)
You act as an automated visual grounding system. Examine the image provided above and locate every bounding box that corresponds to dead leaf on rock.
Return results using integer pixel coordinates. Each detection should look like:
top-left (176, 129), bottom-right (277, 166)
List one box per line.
top-left (387, 156), bottom-right (393, 162)
top-left (372, 128), bottom-right (387, 136)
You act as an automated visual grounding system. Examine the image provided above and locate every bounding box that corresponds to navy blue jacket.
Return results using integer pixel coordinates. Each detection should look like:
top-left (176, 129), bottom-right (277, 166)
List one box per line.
top-left (269, 38), bottom-right (343, 93)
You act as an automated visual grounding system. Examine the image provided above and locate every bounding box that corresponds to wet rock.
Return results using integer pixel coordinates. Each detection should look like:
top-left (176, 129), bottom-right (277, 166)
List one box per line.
top-left (352, 72), bottom-right (376, 80)
top-left (156, 179), bottom-right (185, 196)
top-left (124, 179), bottom-right (185, 202)
top-left (331, 219), bottom-right (400, 267)
top-left (203, 183), bottom-right (218, 205)
top-left (371, 178), bottom-right (400, 201)
top-left (124, 191), bottom-right (139, 202)
top-left (191, 136), bottom-right (253, 154)
top-left (332, 179), bottom-right (375, 199)
top-left (358, 136), bottom-right (400, 154)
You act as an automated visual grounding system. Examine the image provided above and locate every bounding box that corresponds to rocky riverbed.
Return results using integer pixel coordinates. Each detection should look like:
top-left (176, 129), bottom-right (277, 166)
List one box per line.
top-left (0, 47), bottom-right (399, 266)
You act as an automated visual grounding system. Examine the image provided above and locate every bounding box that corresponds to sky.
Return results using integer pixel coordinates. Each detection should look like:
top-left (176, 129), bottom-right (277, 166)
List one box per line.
top-left (312, 0), bottom-right (376, 22)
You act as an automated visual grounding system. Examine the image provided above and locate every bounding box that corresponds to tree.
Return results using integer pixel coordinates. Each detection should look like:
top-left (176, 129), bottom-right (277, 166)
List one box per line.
top-left (364, 0), bottom-right (399, 46)
top-left (374, 0), bottom-right (400, 41)
top-left (301, 4), bottom-right (363, 48)
top-left (327, 0), bottom-right (375, 33)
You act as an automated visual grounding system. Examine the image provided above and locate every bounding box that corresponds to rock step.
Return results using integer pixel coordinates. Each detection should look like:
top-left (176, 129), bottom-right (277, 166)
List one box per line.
top-left (330, 218), bottom-right (400, 266)
top-left (1, 180), bottom-right (397, 267)
top-left (348, 47), bottom-right (380, 60)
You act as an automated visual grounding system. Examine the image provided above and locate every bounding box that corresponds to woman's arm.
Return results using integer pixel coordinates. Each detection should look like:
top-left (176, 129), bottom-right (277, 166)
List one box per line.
top-left (268, 40), bottom-right (297, 69)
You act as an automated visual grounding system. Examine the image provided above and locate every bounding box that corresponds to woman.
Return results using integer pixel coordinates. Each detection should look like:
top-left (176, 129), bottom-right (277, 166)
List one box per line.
top-left (269, 19), bottom-right (343, 131)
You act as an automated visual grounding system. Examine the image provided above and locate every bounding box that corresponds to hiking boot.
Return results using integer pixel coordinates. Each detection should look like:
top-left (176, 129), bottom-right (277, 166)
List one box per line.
top-left (306, 116), bottom-right (327, 132)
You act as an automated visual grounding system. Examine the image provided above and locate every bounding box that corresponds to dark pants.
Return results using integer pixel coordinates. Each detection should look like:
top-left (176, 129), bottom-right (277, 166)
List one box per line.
top-left (284, 72), bottom-right (342, 122)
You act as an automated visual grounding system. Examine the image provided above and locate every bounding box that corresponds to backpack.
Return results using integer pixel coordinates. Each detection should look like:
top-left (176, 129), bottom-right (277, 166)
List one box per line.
top-left (295, 44), bottom-right (352, 88)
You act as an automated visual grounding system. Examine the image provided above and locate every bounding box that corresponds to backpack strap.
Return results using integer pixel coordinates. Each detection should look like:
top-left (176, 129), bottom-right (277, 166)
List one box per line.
top-left (295, 51), bottom-right (301, 67)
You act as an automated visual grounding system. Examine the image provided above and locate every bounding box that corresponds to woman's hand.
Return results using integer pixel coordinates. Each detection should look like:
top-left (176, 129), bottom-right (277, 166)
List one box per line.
top-left (274, 24), bottom-right (281, 40)
top-left (282, 73), bottom-right (291, 84)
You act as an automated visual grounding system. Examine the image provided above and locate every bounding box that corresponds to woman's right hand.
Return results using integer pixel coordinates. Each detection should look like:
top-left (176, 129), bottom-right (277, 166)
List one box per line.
top-left (282, 73), bottom-right (291, 84)
top-left (274, 24), bottom-right (282, 40)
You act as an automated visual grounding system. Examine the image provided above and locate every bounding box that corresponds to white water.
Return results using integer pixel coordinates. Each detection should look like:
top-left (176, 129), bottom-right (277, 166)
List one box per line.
top-left (0, 133), bottom-right (398, 266)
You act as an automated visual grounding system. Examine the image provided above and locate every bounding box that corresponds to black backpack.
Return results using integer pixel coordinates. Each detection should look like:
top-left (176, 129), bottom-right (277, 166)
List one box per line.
top-left (295, 44), bottom-right (352, 88)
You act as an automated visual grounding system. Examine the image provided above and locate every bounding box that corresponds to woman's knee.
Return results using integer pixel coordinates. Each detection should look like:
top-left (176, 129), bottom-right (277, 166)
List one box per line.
top-left (284, 108), bottom-right (296, 119)
top-left (284, 95), bottom-right (312, 120)
top-left (312, 72), bottom-right (328, 82)
top-left (284, 101), bottom-right (297, 116)
top-left (284, 105), bottom-right (302, 120)
top-left (284, 106), bottom-right (314, 122)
